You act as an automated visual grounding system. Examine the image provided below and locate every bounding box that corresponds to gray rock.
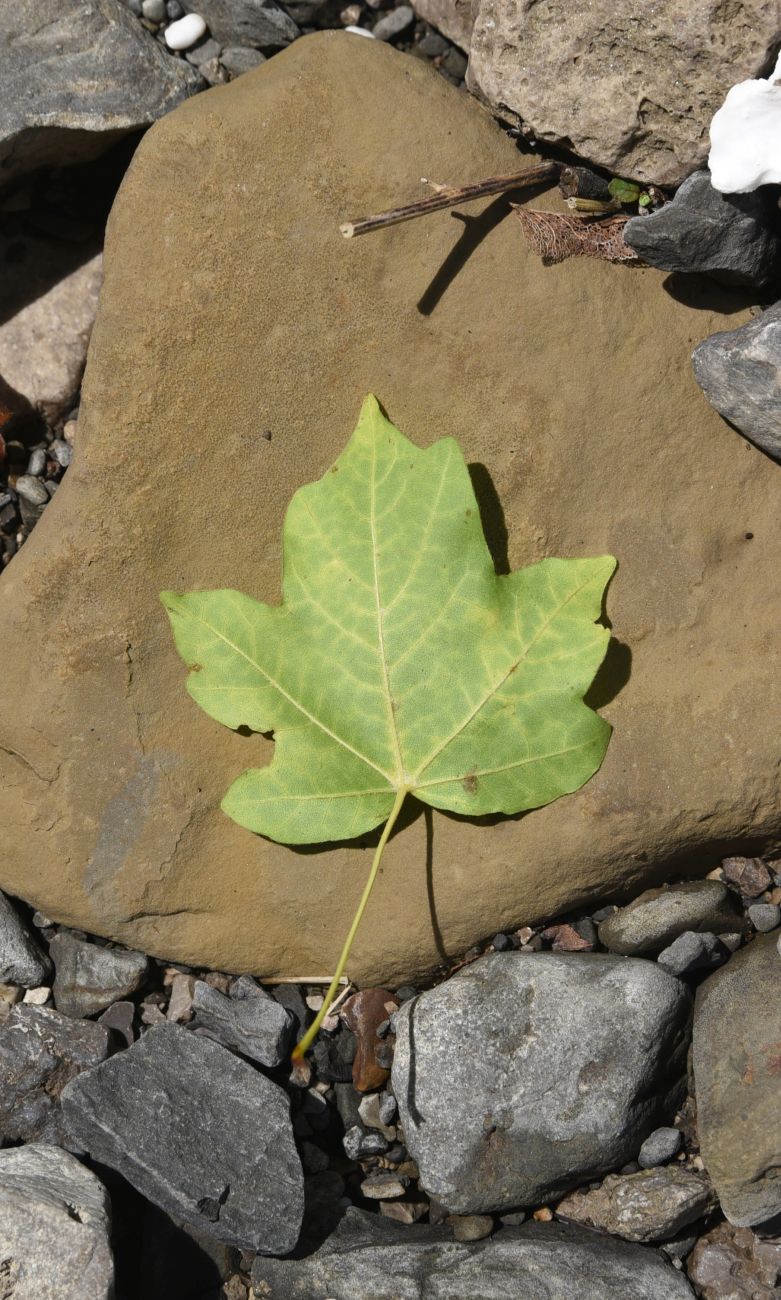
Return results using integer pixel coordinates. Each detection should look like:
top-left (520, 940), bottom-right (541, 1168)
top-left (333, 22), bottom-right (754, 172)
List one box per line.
top-left (252, 1207), bottom-right (697, 1298)
top-left (556, 1166), bottom-right (716, 1242)
top-left (219, 44), bottom-right (266, 75)
top-left (411, 0), bottom-right (473, 51)
top-left (51, 932), bottom-right (149, 1018)
top-left (0, 0), bottom-right (203, 187)
top-left (624, 172), bottom-right (781, 288)
top-left (0, 890), bottom-right (51, 987)
top-left (0, 1144), bottom-right (113, 1299)
top-left (693, 931), bottom-right (781, 1226)
top-left (748, 902), bottom-right (781, 933)
top-left (657, 931), bottom-right (726, 976)
top-left (61, 1021), bottom-right (304, 1252)
top-left (191, 974), bottom-right (294, 1066)
top-left (638, 1126), bottom-right (682, 1168)
top-left (692, 304), bottom-right (781, 465)
top-left (686, 1220), bottom-right (781, 1300)
top-left (598, 880), bottom-right (745, 957)
top-left (186, 36), bottom-right (223, 66)
top-left (0, 1005), bottom-right (111, 1146)
top-left (373, 5), bottom-right (415, 39)
top-left (142, 0), bottom-right (166, 18)
top-left (188, 0), bottom-right (299, 48)
top-left (392, 952), bottom-right (691, 1214)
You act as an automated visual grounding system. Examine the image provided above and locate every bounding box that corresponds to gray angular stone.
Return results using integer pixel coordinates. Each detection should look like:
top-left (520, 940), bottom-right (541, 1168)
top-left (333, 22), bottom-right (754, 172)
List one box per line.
top-left (0, 890), bottom-right (51, 987)
top-left (657, 931), bottom-right (726, 976)
top-left (51, 931), bottom-right (149, 1017)
top-left (692, 303), bottom-right (781, 465)
top-left (0, 0), bottom-right (203, 187)
top-left (747, 902), bottom-right (781, 933)
top-left (0, 1005), bottom-right (111, 1147)
top-left (219, 45), bottom-right (266, 75)
top-left (0, 1144), bottom-right (113, 1300)
top-left (624, 172), bottom-right (781, 288)
top-left (556, 1166), bottom-right (716, 1243)
top-left (190, 0), bottom-right (299, 48)
top-left (372, 5), bottom-right (415, 39)
top-left (598, 880), bottom-right (744, 957)
top-left (191, 973), bottom-right (294, 1066)
top-left (392, 952), bottom-right (691, 1214)
top-left (638, 1126), bottom-right (682, 1168)
top-left (61, 1021), bottom-right (304, 1252)
top-left (410, 0), bottom-right (473, 51)
top-left (693, 931), bottom-right (781, 1226)
top-left (252, 1207), bottom-right (697, 1298)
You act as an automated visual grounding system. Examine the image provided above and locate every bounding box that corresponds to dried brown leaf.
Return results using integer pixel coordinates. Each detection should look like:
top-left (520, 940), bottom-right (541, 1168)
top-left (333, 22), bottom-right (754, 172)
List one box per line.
top-left (512, 207), bottom-right (639, 265)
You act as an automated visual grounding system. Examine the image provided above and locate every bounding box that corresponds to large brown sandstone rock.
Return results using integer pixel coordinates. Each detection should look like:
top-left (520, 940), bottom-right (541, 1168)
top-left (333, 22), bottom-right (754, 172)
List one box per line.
top-left (466, 0), bottom-right (781, 185)
top-left (0, 34), bottom-right (778, 983)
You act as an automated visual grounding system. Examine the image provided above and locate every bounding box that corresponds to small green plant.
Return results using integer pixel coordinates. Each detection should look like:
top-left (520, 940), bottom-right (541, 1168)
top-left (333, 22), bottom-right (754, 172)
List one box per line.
top-left (162, 397), bottom-right (615, 1058)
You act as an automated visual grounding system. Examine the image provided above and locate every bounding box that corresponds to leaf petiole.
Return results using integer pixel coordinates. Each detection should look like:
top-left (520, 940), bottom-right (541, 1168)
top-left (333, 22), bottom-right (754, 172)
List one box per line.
top-left (292, 784), bottom-right (409, 1061)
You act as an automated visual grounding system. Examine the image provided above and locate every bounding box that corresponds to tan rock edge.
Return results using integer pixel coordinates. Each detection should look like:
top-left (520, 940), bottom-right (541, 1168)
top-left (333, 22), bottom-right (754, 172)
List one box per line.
top-left (0, 33), bottom-right (778, 983)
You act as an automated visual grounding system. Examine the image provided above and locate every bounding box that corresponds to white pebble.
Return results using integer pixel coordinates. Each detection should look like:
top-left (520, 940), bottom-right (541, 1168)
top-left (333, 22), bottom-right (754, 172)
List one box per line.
top-left (22, 986), bottom-right (51, 1006)
top-left (164, 12), bottom-right (207, 50)
top-left (344, 24), bottom-right (375, 37)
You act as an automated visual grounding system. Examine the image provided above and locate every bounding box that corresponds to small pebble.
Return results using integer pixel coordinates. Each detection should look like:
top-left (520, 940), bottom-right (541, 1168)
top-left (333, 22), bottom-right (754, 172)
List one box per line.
top-left (638, 1126), bottom-right (682, 1168)
top-left (441, 47), bottom-right (467, 78)
top-left (14, 475), bottom-right (48, 506)
top-left (166, 972), bottom-right (196, 1021)
top-left (164, 12), bottom-right (207, 49)
top-left (0, 983), bottom-right (23, 1022)
top-left (533, 1206), bottom-right (554, 1222)
top-left (340, 4), bottom-right (362, 23)
top-left (22, 986), bottom-right (51, 1006)
top-left (417, 31), bottom-right (448, 57)
top-left (166, 0), bottom-right (184, 16)
top-left (748, 902), bottom-right (781, 932)
top-left (124, 0), bottom-right (142, 13)
top-left (63, 420), bottom-right (78, 445)
top-left (591, 905), bottom-right (617, 924)
top-left (219, 46), bottom-right (266, 77)
top-left (657, 931), bottom-right (726, 976)
top-left (344, 24), bottom-right (375, 36)
top-left (372, 4), bottom-right (414, 38)
top-left (360, 1173), bottom-right (408, 1199)
top-left (721, 856), bottom-right (771, 898)
top-left (342, 1125), bottom-right (388, 1160)
top-left (141, 0), bottom-right (166, 19)
top-left (500, 1210), bottom-right (527, 1227)
top-left (97, 1000), bottom-right (136, 1047)
top-left (379, 1091), bottom-right (397, 1125)
top-left (394, 985), bottom-right (418, 1002)
top-left (186, 36), bottom-right (222, 66)
top-left (448, 1214), bottom-right (494, 1242)
top-left (43, 480), bottom-right (58, 498)
top-left (719, 931), bottom-right (743, 952)
top-left (491, 932), bottom-right (516, 952)
top-left (380, 1199), bottom-right (428, 1224)
top-left (50, 439), bottom-right (72, 468)
top-left (26, 448), bottom-right (46, 477)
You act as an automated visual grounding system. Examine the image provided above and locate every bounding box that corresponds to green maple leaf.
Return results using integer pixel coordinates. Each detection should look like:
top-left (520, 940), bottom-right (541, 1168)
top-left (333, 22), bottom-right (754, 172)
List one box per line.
top-left (162, 396), bottom-right (615, 1055)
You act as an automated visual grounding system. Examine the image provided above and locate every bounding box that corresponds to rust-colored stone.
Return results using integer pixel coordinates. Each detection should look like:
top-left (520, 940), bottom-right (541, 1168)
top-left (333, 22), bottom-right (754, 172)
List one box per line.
top-left (342, 988), bottom-right (399, 1093)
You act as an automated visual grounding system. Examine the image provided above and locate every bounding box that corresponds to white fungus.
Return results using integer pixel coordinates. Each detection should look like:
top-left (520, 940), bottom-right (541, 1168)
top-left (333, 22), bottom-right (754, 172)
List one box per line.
top-left (708, 51), bottom-right (781, 193)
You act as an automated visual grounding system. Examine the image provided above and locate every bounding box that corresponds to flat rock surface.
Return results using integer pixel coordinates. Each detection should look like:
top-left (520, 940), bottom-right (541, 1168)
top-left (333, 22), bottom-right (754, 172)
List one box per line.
top-left (693, 931), bottom-right (781, 1226)
top-left (391, 952), bottom-right (691, 1213)
top-left (692, 303), bottom-right (781, 465)
top-left (556, 1166), bottom-right (716, 1243)
top-left (252, 1207), bottom-right (697, 1298)
top-left (598, 881), bottom-right (744, 956)
top-left (466, 0), bottom-right (781, 184)
top-left (0, 1143), bottom-right (113, 1300)
top-left (0, 890), bottom-right (51, 986)
top-left (61, 1021), bottom-right (304, 1252)
top-left (0, 1005), bottom-right (111, 1147)
top-left (0, 0), bottom-right (203, 186)
top-left (0, 34), bottom-right (779, 984)
top-left (191, 973), bottom-right (293, 1066)
top-left (50, 931), bottom-right (149, 1017)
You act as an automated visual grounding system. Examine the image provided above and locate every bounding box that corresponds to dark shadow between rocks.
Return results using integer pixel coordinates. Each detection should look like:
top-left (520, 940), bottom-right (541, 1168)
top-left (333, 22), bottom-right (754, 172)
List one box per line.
top-left (416, 179), bottom-right (555, 316)
top-left (661, 272), bottom-right (765, 316)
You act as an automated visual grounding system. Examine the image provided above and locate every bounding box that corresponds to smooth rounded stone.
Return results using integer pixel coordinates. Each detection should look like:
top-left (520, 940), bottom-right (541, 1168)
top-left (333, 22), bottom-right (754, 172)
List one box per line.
top-left (0, 1144), bottom-right (114, 1300)
top-left (187, 0), bottom-right (299, 47)
top-left (638, 1126), bottom-right (682, 1169)
top-left (465, 0), bottom-right (781, 185)
top-left (657, 931), bottom-right (726, 977)
top-left (0, 890), bottom-right (51, 986)
top-left (624, 172), bottom-right (781, 288)
top-left (3, 36), bottom-right (780, 986)
top-left (164, 12), bottom-right (208, 48)
top-left (219, 44), bottom-right (266, 75)
top-left (0, 0), bottom-right (203, 186)
top-left (14, 474), bottom-right (49, 506)
top-left (27, 448), bottom-right (47, 477)
top-left (598, 881), bottom-right (744, 957)
top-left (252, 1207), bottom-right (697, 1298)
top-left (693, 932), bottom-right (781, 1226)
top-left (391, 952), bottom-right (691, 1214)
top-left (61, 1022), bottom-right (304, 1252)
top-left (450, 1213), bottom-right (494, 1242)
top-left (686, 1220), bottom-right (781, 1300)
top-left (50, 931), bottom-right (149, 1017)
top-left (0, 1005), bottom-right (111, 1147)
top-left (556, 1167), bottom-right (716, 1243)
top-left (372, 4), bottom-right (415, 39)
top-left (142, 0), bottom-right (166, 18)
top-left (191, 973), bottom-right (294, 1066)
top-left (748, 902), bottom-right (781, 932)
top-left (186, 35), bottom-right (222, 65)
top-left (361, 1172), bottom-right (409, 1200)
top-left (692, 304), bottom-right (781, 465)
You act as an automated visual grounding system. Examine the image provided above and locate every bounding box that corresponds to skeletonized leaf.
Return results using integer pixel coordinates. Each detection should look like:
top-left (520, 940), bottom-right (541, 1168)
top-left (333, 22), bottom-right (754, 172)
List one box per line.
top-left (512, 207), bottom-right (638, 265)
top-left (162, 398), bottom-right (615, 844)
